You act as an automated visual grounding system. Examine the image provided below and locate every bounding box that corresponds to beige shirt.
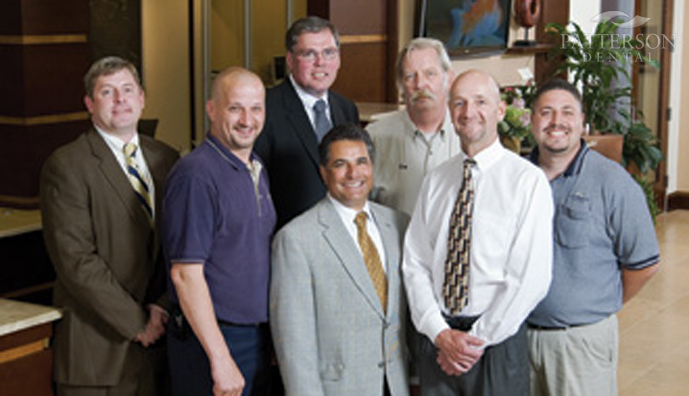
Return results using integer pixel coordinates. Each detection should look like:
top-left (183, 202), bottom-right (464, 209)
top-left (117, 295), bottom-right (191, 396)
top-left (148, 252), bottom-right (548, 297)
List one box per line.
top-left (366, 109), bottom-right (461, 215)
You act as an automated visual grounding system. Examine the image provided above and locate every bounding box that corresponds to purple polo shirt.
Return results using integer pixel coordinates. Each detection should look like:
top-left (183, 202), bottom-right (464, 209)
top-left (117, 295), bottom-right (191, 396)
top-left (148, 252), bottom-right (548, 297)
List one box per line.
top-left (163, 135), bottom-right (276, 324)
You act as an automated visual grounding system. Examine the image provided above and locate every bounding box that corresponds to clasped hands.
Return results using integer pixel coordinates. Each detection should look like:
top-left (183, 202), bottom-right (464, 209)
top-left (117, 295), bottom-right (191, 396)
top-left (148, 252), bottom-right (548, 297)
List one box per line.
top-left (134, 304), bottom-right (169, 347)
top-left (434, 328), bottom-right (485, 376)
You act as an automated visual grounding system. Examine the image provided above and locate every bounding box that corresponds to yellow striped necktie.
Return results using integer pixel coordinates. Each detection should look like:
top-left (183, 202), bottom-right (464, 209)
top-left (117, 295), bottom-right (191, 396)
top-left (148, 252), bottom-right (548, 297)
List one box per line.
top-left (123, 142), bottom-right (153, 222)
top-left (354, 211), bottom-right (387, 312)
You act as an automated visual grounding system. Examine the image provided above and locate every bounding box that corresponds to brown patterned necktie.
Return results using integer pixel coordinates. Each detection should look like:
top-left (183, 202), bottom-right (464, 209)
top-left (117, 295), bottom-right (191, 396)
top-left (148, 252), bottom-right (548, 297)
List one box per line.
top-left (443, 158), bottom-right (476, 315)
top-left (354, 211), bottom-right (387, 312)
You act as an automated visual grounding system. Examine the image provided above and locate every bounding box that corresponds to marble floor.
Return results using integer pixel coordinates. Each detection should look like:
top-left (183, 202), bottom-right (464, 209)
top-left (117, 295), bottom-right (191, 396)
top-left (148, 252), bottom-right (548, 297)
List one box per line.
top-left (618, 209), bottom-right (689, 396)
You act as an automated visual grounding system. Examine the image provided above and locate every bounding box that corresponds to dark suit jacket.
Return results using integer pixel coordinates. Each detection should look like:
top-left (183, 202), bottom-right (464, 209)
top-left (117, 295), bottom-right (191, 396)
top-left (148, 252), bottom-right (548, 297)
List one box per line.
top-left (40, 129), bottom-right (178, 386)
top-left (255, 79), bottom-right (359, 229)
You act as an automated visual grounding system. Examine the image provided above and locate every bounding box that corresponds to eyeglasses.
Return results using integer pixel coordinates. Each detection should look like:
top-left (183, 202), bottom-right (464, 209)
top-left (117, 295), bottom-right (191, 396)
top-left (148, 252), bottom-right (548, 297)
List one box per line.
top-left (293, 47), bottom-right (339, 62)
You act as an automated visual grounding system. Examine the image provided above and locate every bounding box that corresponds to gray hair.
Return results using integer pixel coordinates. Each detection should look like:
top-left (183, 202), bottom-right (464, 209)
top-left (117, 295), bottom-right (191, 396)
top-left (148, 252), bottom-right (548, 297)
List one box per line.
top-left (396, 37), bottom-right (452, 86)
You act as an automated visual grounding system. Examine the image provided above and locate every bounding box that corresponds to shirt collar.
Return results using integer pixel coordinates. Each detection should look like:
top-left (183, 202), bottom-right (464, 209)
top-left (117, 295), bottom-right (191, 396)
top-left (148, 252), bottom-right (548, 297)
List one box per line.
top-left (95, 125), bottom-right (140, 151)
top-left (289, 75), bottom-right (329, 110)
top-left (328, 195), bottom-right (372, 223)
top-left (406, 109), bottom-right (453, 142)
top-left (463, 137), bottom-right (504, 172)
top-left (530, 139), bottom-right (589, 177)
top-left (205, 133), bottom-right (258, 171)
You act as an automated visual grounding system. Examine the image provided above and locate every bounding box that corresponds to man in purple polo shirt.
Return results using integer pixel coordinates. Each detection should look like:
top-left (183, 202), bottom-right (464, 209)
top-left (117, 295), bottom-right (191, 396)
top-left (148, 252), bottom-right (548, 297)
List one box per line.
top-left (163, 67), bottom-right (276, 396)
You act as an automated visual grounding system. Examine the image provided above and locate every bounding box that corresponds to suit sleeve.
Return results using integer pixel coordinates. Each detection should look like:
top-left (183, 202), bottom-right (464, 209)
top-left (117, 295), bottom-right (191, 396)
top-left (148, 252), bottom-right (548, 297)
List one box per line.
top-left (270, 227), bottom-right (325, 396)
top-left (40, 154), bottom-right (147, 341)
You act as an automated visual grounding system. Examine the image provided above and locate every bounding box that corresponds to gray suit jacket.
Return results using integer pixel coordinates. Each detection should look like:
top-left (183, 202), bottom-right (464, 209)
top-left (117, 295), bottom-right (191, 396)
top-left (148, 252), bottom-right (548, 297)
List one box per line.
top-left (270, 198), bottom-right (410, 396)
top-left (40, 129), bottom-right (178, 386)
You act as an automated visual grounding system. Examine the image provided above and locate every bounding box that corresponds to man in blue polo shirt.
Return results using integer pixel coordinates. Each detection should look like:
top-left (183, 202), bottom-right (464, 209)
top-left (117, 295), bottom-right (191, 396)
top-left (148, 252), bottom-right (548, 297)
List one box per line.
top-left (527, 78), bottom-right (660, 396)
top-left (163, 67), bottom-right (276, 396)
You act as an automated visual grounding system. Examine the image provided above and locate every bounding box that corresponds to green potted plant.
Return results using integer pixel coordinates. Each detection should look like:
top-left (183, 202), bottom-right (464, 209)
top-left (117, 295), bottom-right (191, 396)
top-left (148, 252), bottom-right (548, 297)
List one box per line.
top-left (498, 85), bottom-right (533, 153)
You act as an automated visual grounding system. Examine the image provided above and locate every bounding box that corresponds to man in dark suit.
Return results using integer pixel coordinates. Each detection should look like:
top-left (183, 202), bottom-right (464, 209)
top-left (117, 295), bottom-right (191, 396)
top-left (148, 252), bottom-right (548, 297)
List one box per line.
top-left (255, 16), bottom-right (359, 229)
top-left (40, 56), bottom-right (178, 396)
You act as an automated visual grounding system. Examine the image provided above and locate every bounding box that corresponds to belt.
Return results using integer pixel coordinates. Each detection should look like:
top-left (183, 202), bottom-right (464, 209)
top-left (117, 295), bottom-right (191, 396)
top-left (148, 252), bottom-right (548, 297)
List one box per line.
top-left (217, 319), bottom-right (266, 328)
top-left (443, 315), bottom-right (480, 332)
top-left (527, 322), bottom-right (587, 331)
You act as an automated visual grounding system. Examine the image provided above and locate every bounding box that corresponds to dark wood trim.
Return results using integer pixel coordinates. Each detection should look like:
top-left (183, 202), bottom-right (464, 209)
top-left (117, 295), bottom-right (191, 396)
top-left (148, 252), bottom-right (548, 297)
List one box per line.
top-left (654, 0), bottom-right (673, 211)
top-left (667, 191), bottom-right (689, 211)
top-left (386, 0), bottom-right (399, 103)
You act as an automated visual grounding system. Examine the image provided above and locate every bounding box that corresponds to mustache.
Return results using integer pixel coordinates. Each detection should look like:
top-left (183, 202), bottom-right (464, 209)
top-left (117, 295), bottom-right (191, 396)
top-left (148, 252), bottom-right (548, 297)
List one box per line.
top-left (544, 124), bottom-right (570, 133)
top-left (410, 89), bottom-right (435, 102)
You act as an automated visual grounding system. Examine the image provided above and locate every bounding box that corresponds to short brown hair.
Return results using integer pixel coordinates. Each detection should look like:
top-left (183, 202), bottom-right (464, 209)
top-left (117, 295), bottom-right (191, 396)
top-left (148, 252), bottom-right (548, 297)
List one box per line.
top-left (84, 56), bottom-right (142, 98)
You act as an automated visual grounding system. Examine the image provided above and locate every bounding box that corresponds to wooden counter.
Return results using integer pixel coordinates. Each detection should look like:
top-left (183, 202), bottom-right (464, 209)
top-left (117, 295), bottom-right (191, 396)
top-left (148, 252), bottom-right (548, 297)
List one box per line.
top-left (0, 298), bottom-right (61, 396)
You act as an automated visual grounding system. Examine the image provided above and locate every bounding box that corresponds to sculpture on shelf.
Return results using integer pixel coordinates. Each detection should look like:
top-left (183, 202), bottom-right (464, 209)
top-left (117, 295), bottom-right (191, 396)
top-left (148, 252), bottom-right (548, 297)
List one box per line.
top-left (513, 0), bottom-right (541, 47)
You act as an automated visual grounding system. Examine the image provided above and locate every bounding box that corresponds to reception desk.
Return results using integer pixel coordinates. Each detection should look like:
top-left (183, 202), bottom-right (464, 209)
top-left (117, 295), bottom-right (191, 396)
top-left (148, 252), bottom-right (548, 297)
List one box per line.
top-left (0, 298), bottom-right (61, 396)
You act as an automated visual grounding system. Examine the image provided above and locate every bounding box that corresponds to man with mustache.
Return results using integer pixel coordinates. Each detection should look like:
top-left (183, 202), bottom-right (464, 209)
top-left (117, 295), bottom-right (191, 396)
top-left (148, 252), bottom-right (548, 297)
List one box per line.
top-left (163, 67), bottom-right (276, 396)
top-left (526, 78), bottom-right (660, 396)
top-left (366, 38), bottom-right (461, 216)
top-left (255, 16), bottom-right (359, 230)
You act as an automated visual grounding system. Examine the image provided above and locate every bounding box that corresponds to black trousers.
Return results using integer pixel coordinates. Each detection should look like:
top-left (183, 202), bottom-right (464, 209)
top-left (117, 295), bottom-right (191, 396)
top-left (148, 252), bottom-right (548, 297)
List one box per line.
top-left (417, 323), bottom-right (530, 396)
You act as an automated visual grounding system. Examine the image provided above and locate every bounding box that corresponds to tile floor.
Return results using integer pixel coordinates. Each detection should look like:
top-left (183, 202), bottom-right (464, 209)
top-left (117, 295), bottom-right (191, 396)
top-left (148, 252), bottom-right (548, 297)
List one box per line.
top-left (618, 209), bottom-right (689, 396)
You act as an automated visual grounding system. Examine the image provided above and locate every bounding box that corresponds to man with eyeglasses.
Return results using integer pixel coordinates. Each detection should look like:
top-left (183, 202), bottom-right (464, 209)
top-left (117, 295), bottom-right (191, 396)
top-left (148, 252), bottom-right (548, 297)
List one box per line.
top-left (255, 16), bottom-right (359, 230)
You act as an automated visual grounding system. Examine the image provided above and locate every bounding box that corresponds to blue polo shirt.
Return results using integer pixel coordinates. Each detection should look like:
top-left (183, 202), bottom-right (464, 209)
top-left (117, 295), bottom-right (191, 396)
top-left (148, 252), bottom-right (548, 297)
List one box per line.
top-left (163, 135), bottom-right (276, 324)
top-left (528, 142), bottom-right (660, 327)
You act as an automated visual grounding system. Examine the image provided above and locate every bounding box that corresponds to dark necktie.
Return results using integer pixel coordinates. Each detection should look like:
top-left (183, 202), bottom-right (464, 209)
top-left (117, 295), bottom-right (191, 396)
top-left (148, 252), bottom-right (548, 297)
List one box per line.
top-left (354, 211), bottom-right (387, 312)
top-left (313, 99), bottom-right (332, 142)
top-left (442, 158), bottom-right (476, 315)
top-left (123, 142), bottom-right (153, 223)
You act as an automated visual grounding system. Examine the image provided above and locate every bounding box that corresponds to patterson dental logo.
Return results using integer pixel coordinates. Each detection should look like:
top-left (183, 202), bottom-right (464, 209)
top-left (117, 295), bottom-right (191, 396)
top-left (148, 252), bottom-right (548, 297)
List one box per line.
top-left (558, 11), bottom-right (675, 63)
top-left (591, 11), bottom-right (651, 28)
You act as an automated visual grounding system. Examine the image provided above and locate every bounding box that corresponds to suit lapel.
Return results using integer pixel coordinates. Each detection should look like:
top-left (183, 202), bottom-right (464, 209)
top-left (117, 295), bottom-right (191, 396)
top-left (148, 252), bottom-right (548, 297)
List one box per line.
top-left (318, 200), bottom-right (386, 319)
top-left (87, 130), bottom-right (151, 231)
top-left (281, 80), bottom-right (321, 169)
top-left (328, 92), bottom-right (347, 126)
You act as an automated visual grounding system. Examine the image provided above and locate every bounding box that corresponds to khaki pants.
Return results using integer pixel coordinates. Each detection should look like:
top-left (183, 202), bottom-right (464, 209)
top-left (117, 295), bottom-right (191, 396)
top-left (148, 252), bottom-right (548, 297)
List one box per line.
top-left (528, 314), bottom-right (619, 396)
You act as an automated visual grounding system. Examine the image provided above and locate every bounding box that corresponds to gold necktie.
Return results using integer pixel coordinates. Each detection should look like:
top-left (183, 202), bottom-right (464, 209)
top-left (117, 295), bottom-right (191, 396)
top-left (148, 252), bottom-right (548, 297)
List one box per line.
top-left (123, 142), bottom-right (153, 222)
top-left (354, 211), bottom-right (387, 312)
top-left (443, 158), bottom-right (476, 315)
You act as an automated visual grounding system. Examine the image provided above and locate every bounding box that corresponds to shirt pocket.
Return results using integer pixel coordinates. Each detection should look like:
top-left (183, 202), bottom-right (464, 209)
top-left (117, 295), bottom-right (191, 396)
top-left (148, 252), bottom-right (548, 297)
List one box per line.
top-left (555, 193), bottom-right (591, 248)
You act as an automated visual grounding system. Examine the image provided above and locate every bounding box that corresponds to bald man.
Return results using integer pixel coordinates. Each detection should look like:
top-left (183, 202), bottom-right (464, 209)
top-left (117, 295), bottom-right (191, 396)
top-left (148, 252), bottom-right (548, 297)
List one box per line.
top-left (402, 70), bottom-right (553, 396)
top-left (163, 68), bottom-right (276, 396)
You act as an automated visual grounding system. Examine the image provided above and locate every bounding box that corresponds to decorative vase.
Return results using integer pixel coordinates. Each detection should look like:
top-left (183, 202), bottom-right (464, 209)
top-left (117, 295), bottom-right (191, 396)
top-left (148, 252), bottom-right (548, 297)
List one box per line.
top-left (500, 135), bottom-right (522, 154)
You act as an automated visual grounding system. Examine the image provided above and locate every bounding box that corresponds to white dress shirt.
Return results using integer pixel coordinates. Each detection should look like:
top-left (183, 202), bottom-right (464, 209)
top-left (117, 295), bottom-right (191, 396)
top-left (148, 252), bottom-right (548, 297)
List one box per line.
top-left (329, 196), bottom-right (387, 272)
top-left (403, 138), bottom-right (553, 347)
top-left (367, 109), bottom-right (461, 215)
top-left (96, 128), bottom-right (155, 213)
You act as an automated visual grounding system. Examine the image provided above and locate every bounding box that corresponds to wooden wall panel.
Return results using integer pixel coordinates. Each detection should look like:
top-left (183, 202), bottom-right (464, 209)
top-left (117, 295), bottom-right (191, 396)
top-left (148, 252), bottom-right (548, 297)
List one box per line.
top-left (0, 122), bottom-right (87, 202)
top-left (0, 44), bottom-right (90, 117)
top-left (332, 42), bottom-right (387, 103)
top-left (0, 0), bottom-right (89, 35)
top-left (330, 0), bottom-right (386, 35)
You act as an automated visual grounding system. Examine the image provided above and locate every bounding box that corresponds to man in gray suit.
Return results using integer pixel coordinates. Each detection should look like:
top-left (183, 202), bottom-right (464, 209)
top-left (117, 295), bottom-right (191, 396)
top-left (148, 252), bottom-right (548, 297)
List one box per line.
top-left (270, 124), bottom-right (410, 396)
top-left (41, 56), bottom-right (178, 395)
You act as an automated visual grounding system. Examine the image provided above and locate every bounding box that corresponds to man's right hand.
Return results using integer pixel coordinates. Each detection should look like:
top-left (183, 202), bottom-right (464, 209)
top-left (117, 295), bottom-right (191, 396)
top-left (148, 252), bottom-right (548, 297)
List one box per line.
top-left (434, 328), bottom-right (485, 375)
top-left (211, 356), bottom-right (245, 396)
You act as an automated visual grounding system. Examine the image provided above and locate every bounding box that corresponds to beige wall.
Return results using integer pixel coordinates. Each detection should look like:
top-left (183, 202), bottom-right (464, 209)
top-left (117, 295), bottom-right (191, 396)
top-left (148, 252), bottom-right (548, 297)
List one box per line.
top-left (141, 0), bottom-right (191, 152)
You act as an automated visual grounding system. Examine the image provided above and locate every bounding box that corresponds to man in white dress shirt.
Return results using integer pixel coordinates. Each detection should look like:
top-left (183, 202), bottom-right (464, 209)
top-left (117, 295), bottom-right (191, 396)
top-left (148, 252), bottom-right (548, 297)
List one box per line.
top-left (403, 70), bottom-right (553, 396)
top-left (367, 37), bottom-right (461, 215)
